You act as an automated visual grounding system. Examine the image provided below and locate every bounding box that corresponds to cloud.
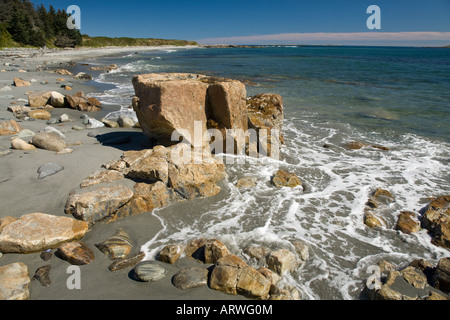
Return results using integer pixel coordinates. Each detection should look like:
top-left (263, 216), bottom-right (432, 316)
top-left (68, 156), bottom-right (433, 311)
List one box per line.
top-left (198, 32), bottom-right (450, 46)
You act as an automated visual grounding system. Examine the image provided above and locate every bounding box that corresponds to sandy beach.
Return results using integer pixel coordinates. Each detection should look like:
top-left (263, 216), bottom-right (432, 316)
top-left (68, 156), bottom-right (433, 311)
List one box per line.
top-left (0, 46), bottom-right (248, 301)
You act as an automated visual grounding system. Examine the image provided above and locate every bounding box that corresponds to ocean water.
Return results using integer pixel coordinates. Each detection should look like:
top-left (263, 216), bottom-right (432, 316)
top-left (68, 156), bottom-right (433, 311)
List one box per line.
top-left (86, 46), bottom-right (449, 300)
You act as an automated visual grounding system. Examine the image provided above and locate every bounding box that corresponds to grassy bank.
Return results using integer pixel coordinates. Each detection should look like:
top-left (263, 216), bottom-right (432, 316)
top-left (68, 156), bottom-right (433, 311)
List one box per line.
top-left (80, 35), bottom-right (198, 48)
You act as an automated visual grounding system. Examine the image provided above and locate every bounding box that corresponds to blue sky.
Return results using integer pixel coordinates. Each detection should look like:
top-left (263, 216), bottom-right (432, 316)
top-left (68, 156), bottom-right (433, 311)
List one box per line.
top-left (31, 0), bottom-right (450, 45)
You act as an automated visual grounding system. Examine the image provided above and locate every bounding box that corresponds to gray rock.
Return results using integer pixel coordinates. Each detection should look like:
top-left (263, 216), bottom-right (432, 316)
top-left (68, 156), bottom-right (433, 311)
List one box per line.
top-left (42, 126), bottom-right (66, 139)
top-left (172, 267), bottom-right (209, 290)
top-left (15, 129), bottom-right (35, 142)
top-left (46, 118), bottom-right (59, 125)
top-left (87, 118), bottom-right (104, 129)
top-left (37, 163), bottom-right (64, 179)
top-left (72, 126), bottom-right (84, 131)
top-left (134, 261), bottom-right (167, 282)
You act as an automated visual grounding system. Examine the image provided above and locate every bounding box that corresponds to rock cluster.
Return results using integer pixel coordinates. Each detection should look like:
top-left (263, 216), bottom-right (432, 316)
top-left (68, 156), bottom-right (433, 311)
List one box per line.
top-left (363, 190), bottom-right (449, 250)
top-left (66, 144), bottom-right (227, 225)
top-left (363, 257), bottom-right (449, 300)
top-left (136, 238), bottom-right (308, 300)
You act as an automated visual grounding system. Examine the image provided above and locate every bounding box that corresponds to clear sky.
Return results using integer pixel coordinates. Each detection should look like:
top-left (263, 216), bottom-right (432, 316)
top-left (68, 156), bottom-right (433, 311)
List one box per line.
top-left (31, 0), bottom-right (450, 46)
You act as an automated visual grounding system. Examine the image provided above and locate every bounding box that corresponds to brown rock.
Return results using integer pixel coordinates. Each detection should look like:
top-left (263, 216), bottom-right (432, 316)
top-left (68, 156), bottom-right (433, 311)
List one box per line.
top-left (0, 120), bottom-right (22, 135)
top-left (0, 263), bottom-right (30, 300)
top-left (108, 252), bottom-right (145, 272)
top-left (28, 109), bottom-right (52, 120)
top-left (114, 181), bottom-right (178, 220)
top-left (0, 213), bottom-right (88, 253)
top-left (28, 91), bottom-right (52, 108)
top-left (246, 93), bottom-right (284, 157)
top-left (54, 69), bottom-right (72, 75)
top-left (209, 265), bottom-right (240, 295)
top-left (95, 228), bottom-right (133, 260)
top-left (33, 265), bottom-right (52, 287)
top-left (433, 257), bottom-right (450, 294)
top-left (204, 239), bottom-right (231, 264)
top-left (266, 249), bottom-right (298, 276)
top-left (56, 241), bottom-right (95, 265)
top-left (395, 211), bottom-right (420, 234)
top-left (420, 195), bottom-right (450, 249)
top-left (271, 169), bottom-right (302, 188)
top-left (236, 265), bottom-right (271, 299)
top-left (65, 185), bottom-right (134, 224)
top-left (184, 238), bottom-right (207, 260)
top-left (159, 244), bottom-right (184, 264)
top-left (65, 92), bottom-right (101, 112)
top-left (364, 211), bottom-right (387, 228)
top-left (13, 78), bottom-right (31, 87)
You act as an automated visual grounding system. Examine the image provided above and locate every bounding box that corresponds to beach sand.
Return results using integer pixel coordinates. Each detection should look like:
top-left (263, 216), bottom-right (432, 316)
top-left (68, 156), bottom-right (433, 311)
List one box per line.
top-left (0, 46), bottom-right (247, 301)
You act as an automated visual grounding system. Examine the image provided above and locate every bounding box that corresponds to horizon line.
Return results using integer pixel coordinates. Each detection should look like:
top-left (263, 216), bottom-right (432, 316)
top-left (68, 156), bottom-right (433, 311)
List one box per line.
top-left (197, 31), bottom-right (450, 46)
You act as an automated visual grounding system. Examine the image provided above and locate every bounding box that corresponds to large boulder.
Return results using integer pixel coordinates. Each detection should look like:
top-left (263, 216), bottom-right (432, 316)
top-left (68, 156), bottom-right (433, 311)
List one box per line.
top-left (65, 185), bottom-right (134, 224)
top-left (0, 213), bottom-right (88, 253)
top-left (28, 91), bottom-right (52, 108)
top-left (132, 73), bottom-right (248, 151)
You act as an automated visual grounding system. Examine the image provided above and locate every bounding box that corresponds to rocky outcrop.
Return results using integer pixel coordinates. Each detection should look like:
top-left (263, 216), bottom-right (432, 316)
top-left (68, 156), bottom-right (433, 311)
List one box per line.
top-left (0, 213), bottom-right (88, 253)
top-left (148, 238), bottom-right (304, 300)
top-left (420, 195), bottom-right (450, 249)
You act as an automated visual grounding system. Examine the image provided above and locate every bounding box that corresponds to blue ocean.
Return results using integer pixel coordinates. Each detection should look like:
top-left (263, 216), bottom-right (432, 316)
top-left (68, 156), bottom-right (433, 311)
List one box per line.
top-left (85, 46), bottom-right (449, 299)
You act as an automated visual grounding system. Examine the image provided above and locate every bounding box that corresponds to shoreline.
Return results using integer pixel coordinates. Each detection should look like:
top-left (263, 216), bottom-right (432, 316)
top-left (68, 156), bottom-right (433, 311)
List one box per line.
top-left (0, 45), bottom-right (247, 300)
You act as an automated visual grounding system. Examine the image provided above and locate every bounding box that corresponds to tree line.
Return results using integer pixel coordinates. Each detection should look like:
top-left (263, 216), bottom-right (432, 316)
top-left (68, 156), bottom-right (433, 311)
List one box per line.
top-left (0, 0), bottom-right (82, 48)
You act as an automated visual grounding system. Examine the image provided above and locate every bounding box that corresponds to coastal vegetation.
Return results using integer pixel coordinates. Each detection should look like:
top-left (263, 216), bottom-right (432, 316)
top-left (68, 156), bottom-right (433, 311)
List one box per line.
top-left (0, 0), bottom-right (196, 49)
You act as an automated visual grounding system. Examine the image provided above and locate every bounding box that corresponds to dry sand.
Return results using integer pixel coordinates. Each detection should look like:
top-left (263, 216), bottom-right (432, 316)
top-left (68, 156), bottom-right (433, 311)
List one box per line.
top-left (0, 46), bottom-right (247, 301)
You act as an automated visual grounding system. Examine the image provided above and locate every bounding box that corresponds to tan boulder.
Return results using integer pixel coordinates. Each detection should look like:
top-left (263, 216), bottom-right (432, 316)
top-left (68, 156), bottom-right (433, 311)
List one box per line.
top-left (32, 131), bottom-right (67, 152)
top-left (28, 91), bottom-right (52, 108)
top-left (0, 263), bottom-right (30, 300)
top-left (0, 120), bottom-right (22, 135)
top-left (65, 185), bottom-right (134, 224)
top-left (0, 213), bottom-right (88, 253)
top-left (13, 78), bottom-right (31, 87)
top-left (132, 73), bottom-right (248, 150)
